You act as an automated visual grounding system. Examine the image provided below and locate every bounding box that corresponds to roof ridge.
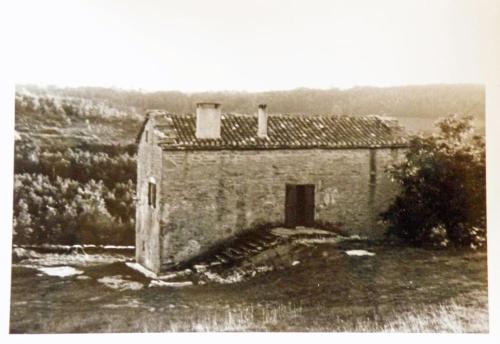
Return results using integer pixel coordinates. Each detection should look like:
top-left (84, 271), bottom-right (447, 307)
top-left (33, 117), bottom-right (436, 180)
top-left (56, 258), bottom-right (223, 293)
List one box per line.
top-left (147, 111), bottom-right (388, 119)
top-left (137, 111), bottom-right (409, 148)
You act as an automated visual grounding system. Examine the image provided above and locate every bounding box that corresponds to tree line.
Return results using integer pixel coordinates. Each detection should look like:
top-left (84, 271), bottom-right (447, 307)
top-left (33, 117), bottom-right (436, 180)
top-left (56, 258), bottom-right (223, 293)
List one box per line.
top-left (19, 84), bottom-right (484, 119)
top-left (13, 141), bottom-right (136, 245)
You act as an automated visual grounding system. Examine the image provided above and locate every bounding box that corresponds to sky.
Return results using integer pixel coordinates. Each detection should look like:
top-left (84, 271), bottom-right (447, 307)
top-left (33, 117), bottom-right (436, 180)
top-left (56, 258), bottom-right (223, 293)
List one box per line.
top-left (3, 0), bottom-right (500, 92)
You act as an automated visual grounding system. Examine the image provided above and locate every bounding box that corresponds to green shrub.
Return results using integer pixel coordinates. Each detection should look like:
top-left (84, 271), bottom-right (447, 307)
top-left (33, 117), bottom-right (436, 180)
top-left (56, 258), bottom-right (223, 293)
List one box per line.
top-left (382, 115), bottom-right (486, 248)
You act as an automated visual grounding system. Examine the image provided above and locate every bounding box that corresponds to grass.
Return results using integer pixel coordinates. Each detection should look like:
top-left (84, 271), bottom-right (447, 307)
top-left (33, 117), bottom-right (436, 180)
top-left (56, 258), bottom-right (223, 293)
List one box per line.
top-left (192, 301), bottom-right (487, 332)
top-left (136, 300), bottom-right (487, 332)
top-left (371, 301), bottom-right (488, 333)
top-left (9, 241), bottom-right (489, 333)
top-left (21, 295), bottom-right (487, 333)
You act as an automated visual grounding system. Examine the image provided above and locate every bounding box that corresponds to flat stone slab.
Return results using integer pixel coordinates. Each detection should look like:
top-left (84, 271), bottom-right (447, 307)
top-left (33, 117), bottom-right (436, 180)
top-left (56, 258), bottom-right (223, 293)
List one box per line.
top-left (97, 275), bottom-right (144, 290)
top-left (37, 266), bottom-right (83, 277)
top-left (345, 250), bottom-right (375, 256)
top-left (271, 227), bottom-right (336, 237)
top-left (126, 262), bottom-right (157, 279)
top-left (149, 280), bottom-right (193, 288)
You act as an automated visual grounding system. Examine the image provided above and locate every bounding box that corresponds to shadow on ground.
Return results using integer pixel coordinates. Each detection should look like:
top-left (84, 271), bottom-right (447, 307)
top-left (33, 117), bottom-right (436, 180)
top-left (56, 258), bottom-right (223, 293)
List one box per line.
top-left (10, 228), bottom-right (488, 333)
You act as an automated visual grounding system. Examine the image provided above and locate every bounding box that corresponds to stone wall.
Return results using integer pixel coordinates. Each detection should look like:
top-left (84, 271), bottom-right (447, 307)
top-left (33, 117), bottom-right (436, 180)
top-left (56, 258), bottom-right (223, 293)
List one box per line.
top-left (135, 117), bottom-right (163, 273)
top-left (158, 148), bottom-right (404, 268)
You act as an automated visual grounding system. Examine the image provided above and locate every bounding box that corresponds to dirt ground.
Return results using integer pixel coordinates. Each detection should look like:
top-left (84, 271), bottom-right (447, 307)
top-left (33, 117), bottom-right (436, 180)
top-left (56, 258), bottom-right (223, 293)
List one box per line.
top-left (9, 239), bottom-right (488, 333)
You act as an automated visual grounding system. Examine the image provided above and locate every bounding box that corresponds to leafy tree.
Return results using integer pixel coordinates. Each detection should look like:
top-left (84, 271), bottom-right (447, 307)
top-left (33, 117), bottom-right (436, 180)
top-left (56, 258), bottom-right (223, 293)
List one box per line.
top-left (382, 115), bottom-right (486, 248)
top-left (14, 144), bottom-right (136, 187)
top-left (13, 174), bottom-right (134, 245)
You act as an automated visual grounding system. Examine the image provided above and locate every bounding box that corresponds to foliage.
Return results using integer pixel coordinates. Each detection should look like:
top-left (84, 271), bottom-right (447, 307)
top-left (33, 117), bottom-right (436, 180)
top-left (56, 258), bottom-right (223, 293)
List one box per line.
top-left (13, 173), bottom-right (135, 245)
top-left (12, 87), bottom-right (141, 245)
top-left (11, 84), bottom-right (485, 246)
top-left (382, 115), bottom-right (486, 248)
top-left (15, 91), bottom-right (142, 122)
top-left (19, 84), bottom-right (484, 119)
top-left (14, 140), bottom-right (136, 188)
top-left (13, 139), bottom-right (137, 245)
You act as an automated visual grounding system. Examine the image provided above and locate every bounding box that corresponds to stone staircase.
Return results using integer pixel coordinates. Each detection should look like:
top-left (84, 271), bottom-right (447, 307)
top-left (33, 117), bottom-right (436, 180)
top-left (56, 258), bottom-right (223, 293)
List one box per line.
top-left (174, 226), bottom-right (340, 272)
top-left (197, 231), bottom-right (280, 268)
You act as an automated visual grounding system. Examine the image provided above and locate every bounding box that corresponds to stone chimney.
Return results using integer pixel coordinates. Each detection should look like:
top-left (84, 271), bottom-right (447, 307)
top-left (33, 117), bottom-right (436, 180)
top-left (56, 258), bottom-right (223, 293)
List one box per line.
top-left (196, 102), bottom-right (221, 139)
top-left (257, 104), bottom-right (268, 138)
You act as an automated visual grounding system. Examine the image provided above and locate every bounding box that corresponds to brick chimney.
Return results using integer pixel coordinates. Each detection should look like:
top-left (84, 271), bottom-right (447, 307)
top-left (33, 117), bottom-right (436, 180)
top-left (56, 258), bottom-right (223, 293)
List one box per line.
top-left (196, 102), bottom-right (221, 139)
top-left (257, 104), bottom-right (268, 138)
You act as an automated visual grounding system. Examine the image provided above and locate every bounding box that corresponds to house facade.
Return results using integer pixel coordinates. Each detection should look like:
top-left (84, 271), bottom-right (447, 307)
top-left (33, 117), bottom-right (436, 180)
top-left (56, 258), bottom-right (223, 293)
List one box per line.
top-left (135, 103), bottom-right (407, 273)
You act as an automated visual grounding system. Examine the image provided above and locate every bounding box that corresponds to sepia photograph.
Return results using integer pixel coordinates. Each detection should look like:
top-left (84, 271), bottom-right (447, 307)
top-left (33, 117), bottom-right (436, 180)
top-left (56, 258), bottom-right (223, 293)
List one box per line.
top-left (1, 0), bottom-right (499, 337)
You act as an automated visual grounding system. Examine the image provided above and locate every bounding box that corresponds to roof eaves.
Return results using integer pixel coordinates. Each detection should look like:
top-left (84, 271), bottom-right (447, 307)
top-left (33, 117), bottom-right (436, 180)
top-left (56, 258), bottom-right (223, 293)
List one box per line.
top-left (135, 116), bottom-right (150, 144)
top-left (158, 142), bottom-right (409, 151)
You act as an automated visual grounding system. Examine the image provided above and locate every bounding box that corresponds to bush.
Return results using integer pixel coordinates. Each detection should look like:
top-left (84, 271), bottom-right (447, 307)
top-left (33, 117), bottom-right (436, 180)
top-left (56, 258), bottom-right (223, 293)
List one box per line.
top-left (12, 139), bottom-right (138, 245)
top-left (382, 115), bottom-right (486, 248)
top-left (14, 141), bottom-right (137, 188)
top-left (13, 173), bottom-right (135, 245)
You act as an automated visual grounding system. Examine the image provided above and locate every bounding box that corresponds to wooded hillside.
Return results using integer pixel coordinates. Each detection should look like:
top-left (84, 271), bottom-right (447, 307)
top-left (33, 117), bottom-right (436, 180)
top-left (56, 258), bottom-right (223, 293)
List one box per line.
top-left (12, 84), bottom-right (485, 245)
top-left (20, 83), bottom-right (485, 118)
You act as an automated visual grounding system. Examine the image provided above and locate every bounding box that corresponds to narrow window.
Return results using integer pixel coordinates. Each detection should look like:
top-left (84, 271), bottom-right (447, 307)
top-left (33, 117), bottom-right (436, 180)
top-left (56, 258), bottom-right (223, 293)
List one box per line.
top-left (148, 181), bottom-right (156, 208)
top-left (145, 130), bottom-right (149, 143)
top-left (369, 149), bottom-right (377, 185)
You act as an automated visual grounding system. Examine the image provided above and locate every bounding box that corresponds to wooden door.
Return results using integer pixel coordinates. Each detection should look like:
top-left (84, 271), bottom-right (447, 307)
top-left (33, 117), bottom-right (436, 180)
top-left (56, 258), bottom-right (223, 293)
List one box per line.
top-left (303, 184), bottom-right (315, 226)
top-left (296, 185), bottom-right (306, 226)
top-left (285, 184), bottom-right (297, 228)
top-left (285, 184), bottom-right (315, 228)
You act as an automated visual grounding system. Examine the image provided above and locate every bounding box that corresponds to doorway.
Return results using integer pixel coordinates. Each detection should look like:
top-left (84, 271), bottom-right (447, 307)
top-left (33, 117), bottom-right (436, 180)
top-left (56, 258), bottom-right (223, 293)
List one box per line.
top-left (285, 184), bottom-right (315, 228)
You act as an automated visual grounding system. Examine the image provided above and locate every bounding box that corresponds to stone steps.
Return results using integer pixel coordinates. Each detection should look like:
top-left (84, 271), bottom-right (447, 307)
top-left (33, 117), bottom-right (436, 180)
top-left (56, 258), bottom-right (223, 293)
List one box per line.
top-left (238, 244), bottom-right (261, 253)
top-left (170, 226), bottom-right (344, 274)
top-left (214, 254), bottom-right (229, 264)
top-left (182, 230), bottom-right (284, 270)
top-left (246, 242), bottom-right (262, 250)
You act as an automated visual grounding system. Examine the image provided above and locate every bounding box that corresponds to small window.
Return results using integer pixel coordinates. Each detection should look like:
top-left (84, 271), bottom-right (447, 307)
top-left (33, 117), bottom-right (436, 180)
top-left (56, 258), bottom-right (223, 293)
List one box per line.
top-left (148, 181), bottom-right (156, 208)
top-left (145, 130), bottom-right (149, 143)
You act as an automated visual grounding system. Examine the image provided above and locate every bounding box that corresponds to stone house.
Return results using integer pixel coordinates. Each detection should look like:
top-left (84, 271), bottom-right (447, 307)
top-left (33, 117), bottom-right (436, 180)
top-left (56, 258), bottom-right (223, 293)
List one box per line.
top-left (135, 102), bottom-right (407, 273)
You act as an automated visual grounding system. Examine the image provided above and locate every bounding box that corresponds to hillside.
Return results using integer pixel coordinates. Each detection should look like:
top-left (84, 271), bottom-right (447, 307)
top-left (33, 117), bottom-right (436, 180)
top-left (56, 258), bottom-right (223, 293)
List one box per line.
top-left (16, 84), bottom-right (485, 148)
top-left (11, 84), bottom-right (485, 246)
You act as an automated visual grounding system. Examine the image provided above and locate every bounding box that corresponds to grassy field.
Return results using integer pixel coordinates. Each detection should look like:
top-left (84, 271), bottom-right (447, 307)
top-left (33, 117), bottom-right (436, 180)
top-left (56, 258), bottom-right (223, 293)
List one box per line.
top-left (9, 240), bottom-right (488, 333)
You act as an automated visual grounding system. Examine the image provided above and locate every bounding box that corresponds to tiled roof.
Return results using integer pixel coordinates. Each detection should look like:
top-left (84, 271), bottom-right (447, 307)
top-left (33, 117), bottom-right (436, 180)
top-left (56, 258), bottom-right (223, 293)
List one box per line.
top-left (139, 111), bottom-right (408, 150)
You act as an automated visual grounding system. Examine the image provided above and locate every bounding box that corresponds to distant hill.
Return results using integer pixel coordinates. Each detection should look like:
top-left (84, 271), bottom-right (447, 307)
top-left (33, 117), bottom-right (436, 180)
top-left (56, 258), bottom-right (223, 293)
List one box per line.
top-left (15, 84), bottom-right (485, 148)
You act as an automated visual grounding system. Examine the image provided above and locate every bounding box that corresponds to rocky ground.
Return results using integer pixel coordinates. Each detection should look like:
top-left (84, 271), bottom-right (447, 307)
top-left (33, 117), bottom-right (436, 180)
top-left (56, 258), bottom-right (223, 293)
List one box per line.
top-left (10, 228), bottom-right (489, 333)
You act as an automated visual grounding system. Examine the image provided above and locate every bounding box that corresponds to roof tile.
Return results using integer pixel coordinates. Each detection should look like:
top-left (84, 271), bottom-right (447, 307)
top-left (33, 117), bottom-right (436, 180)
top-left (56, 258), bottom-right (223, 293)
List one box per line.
top-left (139, 111), bottom-right (408, 150)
